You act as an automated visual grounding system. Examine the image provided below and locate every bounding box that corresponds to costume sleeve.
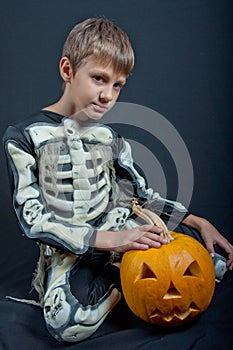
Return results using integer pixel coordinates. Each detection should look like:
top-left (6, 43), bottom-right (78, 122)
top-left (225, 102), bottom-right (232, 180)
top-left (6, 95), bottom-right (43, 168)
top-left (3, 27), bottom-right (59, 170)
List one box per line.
top-left (114, 135), bottom-right (190, 225)
top-left (3, 125), bottom-right (96, 255)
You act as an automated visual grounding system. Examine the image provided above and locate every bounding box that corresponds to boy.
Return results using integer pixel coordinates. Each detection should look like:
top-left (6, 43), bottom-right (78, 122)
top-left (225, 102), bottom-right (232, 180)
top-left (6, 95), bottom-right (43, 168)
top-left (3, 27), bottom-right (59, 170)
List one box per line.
top-left (3, 18), bottom-right (233, 343)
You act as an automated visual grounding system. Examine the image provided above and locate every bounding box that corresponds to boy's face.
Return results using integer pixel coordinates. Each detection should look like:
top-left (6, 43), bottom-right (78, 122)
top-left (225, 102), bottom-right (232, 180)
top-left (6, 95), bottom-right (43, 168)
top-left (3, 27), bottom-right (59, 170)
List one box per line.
top-left (63, 56), bottom-right (127, 120)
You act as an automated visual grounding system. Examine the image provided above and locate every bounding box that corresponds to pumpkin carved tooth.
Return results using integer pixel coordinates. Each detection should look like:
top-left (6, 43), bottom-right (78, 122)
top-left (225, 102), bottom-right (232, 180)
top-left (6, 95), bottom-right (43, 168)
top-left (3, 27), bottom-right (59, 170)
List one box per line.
top-left (120, 201), bottom-right (216, 327)
top-left (189, 302), bottom-right (200, 311)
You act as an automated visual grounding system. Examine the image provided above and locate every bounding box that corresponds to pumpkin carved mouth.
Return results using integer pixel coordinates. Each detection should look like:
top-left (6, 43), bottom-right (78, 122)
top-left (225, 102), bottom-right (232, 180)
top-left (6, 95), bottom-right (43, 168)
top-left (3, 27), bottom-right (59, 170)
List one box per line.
top-left (150, 302), bottom-right (200, 323)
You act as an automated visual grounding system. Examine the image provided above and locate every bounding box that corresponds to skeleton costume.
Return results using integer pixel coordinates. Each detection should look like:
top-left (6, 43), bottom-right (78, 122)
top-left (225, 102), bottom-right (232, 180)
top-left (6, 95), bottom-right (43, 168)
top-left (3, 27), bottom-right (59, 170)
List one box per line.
top-left (3, 110), bottom-right (189, 343)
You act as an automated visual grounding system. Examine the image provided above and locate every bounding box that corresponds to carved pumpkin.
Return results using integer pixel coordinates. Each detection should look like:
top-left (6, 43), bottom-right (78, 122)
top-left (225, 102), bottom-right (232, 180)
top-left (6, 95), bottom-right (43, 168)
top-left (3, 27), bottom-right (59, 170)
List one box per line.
top-left (120, 232), bottom-right (215, 326)
top-left (120, 201), bottom-right (216, 327)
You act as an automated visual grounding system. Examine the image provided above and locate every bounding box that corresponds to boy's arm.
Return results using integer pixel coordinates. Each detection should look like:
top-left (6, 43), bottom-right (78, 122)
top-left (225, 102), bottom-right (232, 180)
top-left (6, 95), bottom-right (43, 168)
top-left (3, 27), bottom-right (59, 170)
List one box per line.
top-left (3, 126), bottom-right (96, 255)
top-left (182, 214), bottom-right (233, 269)
top-left (114, 136), bottom-right (190, 224)
top-left (95, 225), bottom-right (167, 252)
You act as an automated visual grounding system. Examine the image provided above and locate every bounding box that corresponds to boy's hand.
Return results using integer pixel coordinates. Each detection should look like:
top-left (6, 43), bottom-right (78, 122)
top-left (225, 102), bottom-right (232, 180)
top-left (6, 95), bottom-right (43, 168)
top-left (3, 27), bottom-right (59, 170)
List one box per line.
top-left (95, 225), bottom-right (168, 252)
top-left (199, 221), bottom-right (233, 271)
top-left (182, 214), bottom-right (233, 270)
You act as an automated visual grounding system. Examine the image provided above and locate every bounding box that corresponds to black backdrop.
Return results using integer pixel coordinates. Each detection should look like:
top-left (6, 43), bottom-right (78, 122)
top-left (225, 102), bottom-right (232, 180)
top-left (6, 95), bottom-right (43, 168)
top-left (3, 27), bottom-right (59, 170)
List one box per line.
top-left (0, 0), bottom-right (232, 301)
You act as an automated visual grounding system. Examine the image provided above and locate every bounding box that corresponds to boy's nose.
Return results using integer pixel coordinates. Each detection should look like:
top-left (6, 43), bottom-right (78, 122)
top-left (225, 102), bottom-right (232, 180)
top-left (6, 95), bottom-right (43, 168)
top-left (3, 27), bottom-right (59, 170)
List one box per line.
top-left (99, 86), bottom-right (113, 102)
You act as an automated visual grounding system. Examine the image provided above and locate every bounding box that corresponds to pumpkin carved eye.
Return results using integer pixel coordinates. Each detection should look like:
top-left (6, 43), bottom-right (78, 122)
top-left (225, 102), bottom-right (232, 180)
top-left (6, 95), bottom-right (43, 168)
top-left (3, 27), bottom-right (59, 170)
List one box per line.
top-left (183, 260), bottom-right (203, 278)
top-left (140, 263), bottom-right (157, 280)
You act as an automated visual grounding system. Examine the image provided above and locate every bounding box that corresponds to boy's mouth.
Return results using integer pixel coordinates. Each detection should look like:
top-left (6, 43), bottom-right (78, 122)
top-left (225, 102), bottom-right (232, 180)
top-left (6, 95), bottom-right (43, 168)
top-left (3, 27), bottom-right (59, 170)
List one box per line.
top-left (92, 103), bottom-right (108, 113)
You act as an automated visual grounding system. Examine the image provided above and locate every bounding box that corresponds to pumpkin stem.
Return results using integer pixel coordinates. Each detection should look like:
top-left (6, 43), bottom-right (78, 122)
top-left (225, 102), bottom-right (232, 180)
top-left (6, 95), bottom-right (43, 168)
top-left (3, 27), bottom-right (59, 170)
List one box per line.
top-left (132, 198), bottom-right (174, 242)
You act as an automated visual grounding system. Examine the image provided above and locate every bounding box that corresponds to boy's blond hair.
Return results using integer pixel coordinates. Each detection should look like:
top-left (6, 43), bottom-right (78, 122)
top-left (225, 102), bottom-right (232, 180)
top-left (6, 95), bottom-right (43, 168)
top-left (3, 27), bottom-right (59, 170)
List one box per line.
top-left (62, 18), bottom-right (134, 76)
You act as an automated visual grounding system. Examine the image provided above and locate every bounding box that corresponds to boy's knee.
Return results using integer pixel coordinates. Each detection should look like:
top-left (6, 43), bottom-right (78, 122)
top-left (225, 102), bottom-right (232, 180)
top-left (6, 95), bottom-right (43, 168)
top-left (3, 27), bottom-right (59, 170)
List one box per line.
top-left (43, 285), bottom-right (121, 343)
top-left (46, 320), bottom-right (100, 343)
top-left (52, 317), bottom-right (107, 343)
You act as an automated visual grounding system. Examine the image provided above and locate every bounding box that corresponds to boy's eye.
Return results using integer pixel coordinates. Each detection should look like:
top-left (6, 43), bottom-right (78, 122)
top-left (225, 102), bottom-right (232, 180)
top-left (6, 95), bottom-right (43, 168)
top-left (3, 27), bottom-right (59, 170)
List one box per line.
top-left (114, 82), bottom-right (124, 90)
top-left (92, 75), bottom-right (125, 90)
top-left (93, 76), bottom-right (104, 83)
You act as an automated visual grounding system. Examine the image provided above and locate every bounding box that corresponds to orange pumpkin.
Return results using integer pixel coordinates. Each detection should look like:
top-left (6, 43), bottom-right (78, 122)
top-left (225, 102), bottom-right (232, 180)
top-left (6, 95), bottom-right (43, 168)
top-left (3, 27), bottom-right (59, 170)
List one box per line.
top-left (120, 232), bottom-right (215, 327)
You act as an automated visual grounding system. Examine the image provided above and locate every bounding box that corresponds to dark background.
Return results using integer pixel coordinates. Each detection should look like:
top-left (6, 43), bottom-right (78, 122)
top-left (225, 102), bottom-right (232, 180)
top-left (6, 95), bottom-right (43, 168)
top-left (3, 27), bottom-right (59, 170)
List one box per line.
top-left (0, 0), bottom-right (232, 296)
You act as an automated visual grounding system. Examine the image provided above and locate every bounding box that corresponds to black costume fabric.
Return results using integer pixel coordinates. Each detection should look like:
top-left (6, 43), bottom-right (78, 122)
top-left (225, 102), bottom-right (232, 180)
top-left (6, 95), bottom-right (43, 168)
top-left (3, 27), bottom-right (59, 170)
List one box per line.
top-left (2, 110), bottom-right (193, 344)
top-left (0, 110), bottom-right (233, 350)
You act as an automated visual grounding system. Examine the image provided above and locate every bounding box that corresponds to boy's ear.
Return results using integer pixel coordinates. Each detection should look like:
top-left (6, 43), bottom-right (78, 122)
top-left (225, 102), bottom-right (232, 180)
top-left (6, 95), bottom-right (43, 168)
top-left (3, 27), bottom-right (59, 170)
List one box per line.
top-left (59, 57), bottom-right (73, 82)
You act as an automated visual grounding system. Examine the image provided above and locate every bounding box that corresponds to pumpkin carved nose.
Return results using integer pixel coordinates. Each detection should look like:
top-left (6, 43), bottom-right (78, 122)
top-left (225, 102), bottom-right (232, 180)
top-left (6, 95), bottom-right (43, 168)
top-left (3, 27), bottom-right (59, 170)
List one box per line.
top-left (163, 282), bottom-right (181, 299)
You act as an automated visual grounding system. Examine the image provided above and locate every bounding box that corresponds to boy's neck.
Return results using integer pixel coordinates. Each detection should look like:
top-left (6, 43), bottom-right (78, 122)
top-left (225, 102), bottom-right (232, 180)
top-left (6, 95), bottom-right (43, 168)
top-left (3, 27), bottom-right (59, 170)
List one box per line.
top-left (42, 91), bottom-right (88, 121)
top-left (42, 92), bottom-right (72, 117)
top-left (42, 102), bottom-right (69, 118)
